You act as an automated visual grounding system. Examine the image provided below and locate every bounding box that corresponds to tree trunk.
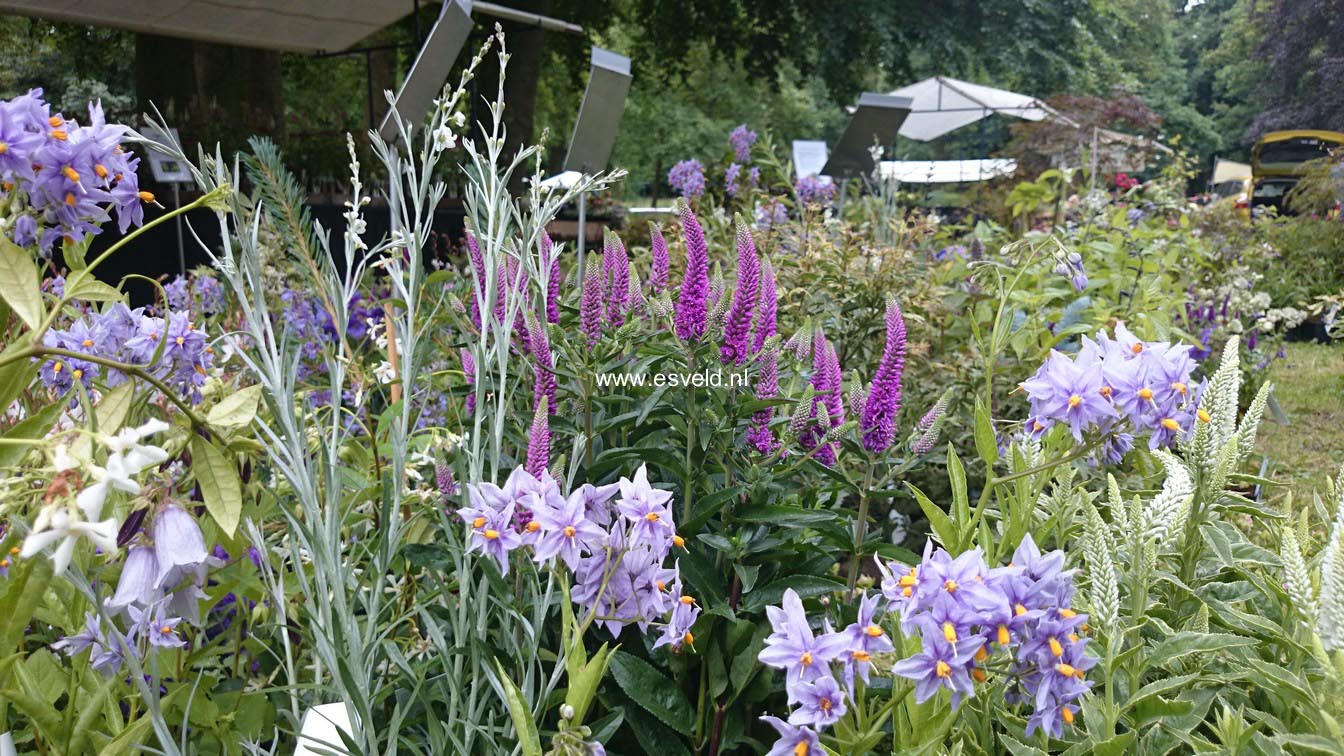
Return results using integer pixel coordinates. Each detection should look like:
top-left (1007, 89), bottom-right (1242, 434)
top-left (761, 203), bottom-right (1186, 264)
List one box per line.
top-left (134, 34), bottom-right (284, 151)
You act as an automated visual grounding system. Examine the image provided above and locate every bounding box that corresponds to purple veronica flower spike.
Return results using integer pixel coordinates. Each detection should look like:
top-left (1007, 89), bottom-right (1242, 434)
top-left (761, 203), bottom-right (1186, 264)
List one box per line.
top-left (649, 223), bottom-right (669, 296)
top-left (674, 204), bottom-right (710, 342)
top-left (720, 220), bottom-right (761, 366)
top-left (752, 257), bottom-right (777, 355)
top-left (527, 313), bottom-right (556, 414)
top-left (580, 256), bottom-right (604, 347)
top-left (525, 400), bottom-right (551, 478)
top-left (759, 716), bottom-right (823, 756)
top-left (860, 297), bottom-right (907, 454)
top-left (465, 232), bottom-right (485, 329)
top-left (604, 231), bottom-right (630, 328)
top-left (802, 333), bottom-right (844, 467)
top-left (746, 343), bottom-right (780, 455)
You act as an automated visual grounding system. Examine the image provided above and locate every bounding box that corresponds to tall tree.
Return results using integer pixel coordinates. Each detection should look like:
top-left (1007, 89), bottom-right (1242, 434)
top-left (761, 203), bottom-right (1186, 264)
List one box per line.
top-left (1250, 0), bottom-right (1344, 137)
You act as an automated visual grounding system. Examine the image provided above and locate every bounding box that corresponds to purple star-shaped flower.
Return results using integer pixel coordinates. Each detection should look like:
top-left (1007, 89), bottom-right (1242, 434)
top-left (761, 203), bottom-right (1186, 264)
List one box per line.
top-left (892, 634), bottom-right (985, 709)
top-left (616, 464), bottom-right (675, 548)
top-left (759, 715), bottom-right (823, 756)
top-left (462, 501), bottom-right (522, 575)
top-left (787, 674), bottom-right (847, 727)
top-left (758, 589), bottom-right (850, 693)
top-left (531, 487), bottom-right (606, 571)
top-left (837, 592), bottom-right (893, 689)
top-left (131, 601), bottom-right (187, 649)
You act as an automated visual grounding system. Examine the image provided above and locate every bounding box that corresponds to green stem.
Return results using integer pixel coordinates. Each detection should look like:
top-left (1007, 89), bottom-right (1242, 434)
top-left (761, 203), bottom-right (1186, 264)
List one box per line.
top-left (34, 346), bottom-right (212, 430)
top-left (694, 657), bottom-right (708, 747)
top-left (30, 196), bottom-right (213, 345)
top-left (1102, 635), bottom-right (1118, 737)
top-left (683, 348), bottom-right (698, 523)
top-left (583, 372), bottom-right (593, 468)
top-left (847, 461), bottom-right (878, 598)
top-left (975, 441), bottom-right (1097, 511)
top-left (86, 196), bottom-right (211, 279)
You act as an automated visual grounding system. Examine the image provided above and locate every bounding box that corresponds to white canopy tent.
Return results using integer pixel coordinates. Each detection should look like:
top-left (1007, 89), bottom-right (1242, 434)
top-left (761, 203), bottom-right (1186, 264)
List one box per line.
top-left (888, 76), bottom-right (1064, 142)
top-left (0, 0), bottom-right (418, 52)
top-left (0, 0), bottom-right (580, 53)
top-left (878, 159), bottom-right (1018, 183)
top-left (1211, 158), bottom-right (1251, 185)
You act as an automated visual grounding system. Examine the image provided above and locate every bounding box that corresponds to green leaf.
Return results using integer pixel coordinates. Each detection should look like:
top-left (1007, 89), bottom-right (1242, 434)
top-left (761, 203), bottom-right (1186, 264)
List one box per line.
top-left (1085, 733), bottom-right (1137, 756)
top-left (620, 702), bottom-right (692, 756)
top-left (974, 397), bottom-right (998, 468)
top-left (0, 401), bottom-right (64, 469)
top-left (740, 576), bottom-right (843, 613)
top-left (70, 381), bottom-right (138, 464)
top-left (0, 560), bottom-right (53, 665)
top-left (1144, 632), bottom-right (1256, 671)
top-left (1271, 734), bottom-right (1344, 754)
top-left (735, 504), bottom-right (838, 526)
top-left (61, 237), bottom-right (90, 272)
top-left (65, 273), bottom-right (123, 303)
top-left (0, 234), bottom-right (43, 329)
top-left (1000, 734), bottom-right (1049, 755)
top-left (946, 446), bottom-right (969, 530)
top-left (1130, 694), bottom-right (1194, 726)
top-left (696, 533), bottom-right (734, 553)
top-left (206, 384), bottom-right (263, 435)
top-left (1201, 522), bottom-right (1236, 569)
top-left (608, 651), bottom-right (694, 731)
top-left (732, 563), bottom-right (760, 594)
top-left (1123, 673), bottom-right (1203, 714)
top-left (907, 481), bottom-right (957, 550)
top-left (492, 658), bottom-right (541, 756)
top-left (192, 436), bottom-right (242, 538)
top-left (0, 341), bottom-right (36, 413)
top-left (564, 643), bottom-right (611, 726)
top-left (1267, 393), bottom-right (1290, 426)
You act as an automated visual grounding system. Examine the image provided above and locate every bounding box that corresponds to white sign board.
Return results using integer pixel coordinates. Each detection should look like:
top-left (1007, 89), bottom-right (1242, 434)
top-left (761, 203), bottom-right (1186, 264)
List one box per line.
top-left (792, 140), bottom-right (829, 179)
top-left (141, 126), bottom-right (194, 184)
top-left (294, 703), bottom-right (357, 756)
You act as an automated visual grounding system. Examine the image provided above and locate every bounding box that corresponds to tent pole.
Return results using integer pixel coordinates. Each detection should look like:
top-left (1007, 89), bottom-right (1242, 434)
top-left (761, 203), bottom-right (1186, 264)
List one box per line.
top-left (979, 109), bottom-right (986, 180)
top-left (1089, 126), bottom-right (1098, 193)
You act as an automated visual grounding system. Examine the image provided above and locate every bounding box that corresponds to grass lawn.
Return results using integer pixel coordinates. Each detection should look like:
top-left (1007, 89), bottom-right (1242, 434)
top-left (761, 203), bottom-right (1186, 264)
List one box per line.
top-left (1257, 340), bottom-right (1344, 506)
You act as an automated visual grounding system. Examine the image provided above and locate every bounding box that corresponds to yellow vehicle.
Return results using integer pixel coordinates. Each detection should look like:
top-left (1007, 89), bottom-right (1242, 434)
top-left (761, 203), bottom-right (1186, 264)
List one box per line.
top-left (1241, 130), bottom-right (1344, 217)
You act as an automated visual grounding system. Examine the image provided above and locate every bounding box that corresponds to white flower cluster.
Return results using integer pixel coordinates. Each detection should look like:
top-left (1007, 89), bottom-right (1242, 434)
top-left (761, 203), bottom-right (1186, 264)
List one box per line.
top-left (22, 419), bottom-right (170, 575)
top-left (1318, 466), bottom-right (1344, 651)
